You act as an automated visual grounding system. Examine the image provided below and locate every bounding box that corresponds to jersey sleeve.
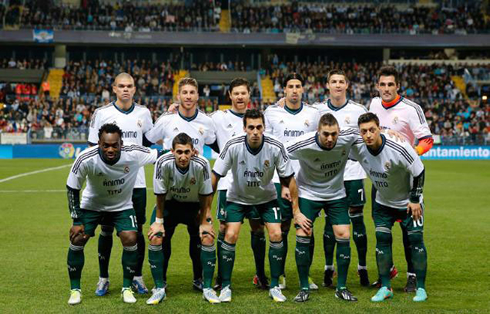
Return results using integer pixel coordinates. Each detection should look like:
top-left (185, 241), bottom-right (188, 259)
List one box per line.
top-left (348, 136), bottom-right (364, 163)
top-left (145, 115), bottom-right (166, 144)
top-left (408, 105), bottom-right (432, 140)
top-left (264, 110), bottom-right (274, 136)
top-left (204, 118), bottom-right (217, 145)
top-left (153, 159), bottom-right (169, 195)
top-left (66, 157), bottom-right (88, 190)
top-left (213, 143), bottom-right (233, 177)
top-left (406, 145), bottom-right (425, 178)
top-left (275, 143), bottom-right (294, 178)
top-left (199, 158), bottom-right (213, 195)
top-left (142, 109), bottom-right (154, 134)
top-left (136, 147), bottom-right (158, 166)
top-left (285, 139), bottom-right (302, 161)
top-left (88, 110), bottom-right (101, 144)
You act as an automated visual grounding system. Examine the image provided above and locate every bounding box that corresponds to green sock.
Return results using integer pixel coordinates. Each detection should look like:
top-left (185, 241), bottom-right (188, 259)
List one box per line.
top-left (98, 229), bottom-right (113, 278)
top-left (251, 231), bottom-right (266, 278)
top-left (135, 229), bottom-right (145, 277)
top-left (280, 230), bottom-right (289, 276)
top-left (220, 240), bottom-right (235, 287)
top-left (148, 244), bottom-right (165, 289)
top-left (408, 231), bottom-right (427, 289)
top-left (323, 221), bottom-right (336, 267)
top-left (336, 238), bottom-right (351, 289)
top-left (269, 240), bottom-right (285, 288)
top-left (216, 231), bottom-right (225, 281)
top-left (375, 228), bottom-right (393, 289)
top-left (309, 233), bottom-right (315, 267)
top-left (122, 244), bottom-right (138, 288)
top-left (295, 236), bottom-right (311, 290)
top-left (67, 244), bottom-right (85, 290)
top-left (350, 213), bottom-right (367, 267)
top-left (201, 245), bottom-right (217, 289)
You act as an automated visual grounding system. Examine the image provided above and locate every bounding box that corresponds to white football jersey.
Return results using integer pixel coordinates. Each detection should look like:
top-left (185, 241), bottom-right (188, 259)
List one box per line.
top-left (88, 102), bottom-right (153, 189)
top-left (264, 103), bottom-right (320, 183)
top-left (350, 134), bottom-right (425, 208)
top-left (67, 145), bottom-right (158, 212)
top-left (153, 153), bottom-right (213, 203)
top-left (146, 110), bottom-right (217, 154)
top-left (213, 135), bottom-right (294, 205)
top-left (210, 109), bottom-right (245, 191)
top-left (369, 96), bottom-right (432, 145)
top-left (286, 129), bottom-right (360, 202)
top-left (313, 99), bottom-right (368, 181)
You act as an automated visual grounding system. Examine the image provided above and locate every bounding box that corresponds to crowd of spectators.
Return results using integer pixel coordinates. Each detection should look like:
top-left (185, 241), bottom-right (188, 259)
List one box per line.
top-left (0, 58), bottom-right (47, 70)
top-left (1, 1), bottom-right (487, 34)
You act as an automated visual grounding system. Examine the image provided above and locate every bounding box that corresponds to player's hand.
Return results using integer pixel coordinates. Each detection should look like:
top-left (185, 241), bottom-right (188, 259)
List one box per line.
top-left (70, 224), bottom-right (86, 242)
top-left (294, 212), bottom-right (312, 232)
top-left (148, 222), bottom-right (165, 241)
top-left (276, 97), bottom-right (286, 107)
top-left (200, 220), bottom-right (215, 240)
top-left (281, 186), bottom-right (291, 202)
top-left (408, 202), bottom-right (422, 222)
top-left (385, 129), bottom-right (405, 142)
top-left (167, 103), bottom-right (179, 113)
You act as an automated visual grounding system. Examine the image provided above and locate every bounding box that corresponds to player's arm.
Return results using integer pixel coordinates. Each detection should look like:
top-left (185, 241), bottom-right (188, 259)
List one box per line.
top-left (66, 157), bottom-right (88, 242)
top-left (211, 141), bottom-right (233, 193)
top-left (280, 175), bottom-right (311, 232)
top-left (149, 194), bottom-right (166, 240)
top-left (406, 144), bottom-right (426, 221)
top-left (409, 105), bottom-right (433, 155)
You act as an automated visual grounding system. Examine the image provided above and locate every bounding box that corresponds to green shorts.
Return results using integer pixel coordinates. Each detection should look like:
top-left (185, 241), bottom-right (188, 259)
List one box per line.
top-left (274, 183), bottom-right (293, 221)
top-left (372, 201), bottom-right (425, 233)
top-left (132, 188), bottom-right (147, 225)
top-left (344, 179), bottom-right (366, 207)
top-left (225, 200), bottom-right (281, 224)
top-left (298, 197), bottom-right (350, 226)
top-left (151, 200), bottom-right (200, 228)
top-left (79, 208), bottom-right (138, 237)
top-left (216, 190), bottom-right (261, 222)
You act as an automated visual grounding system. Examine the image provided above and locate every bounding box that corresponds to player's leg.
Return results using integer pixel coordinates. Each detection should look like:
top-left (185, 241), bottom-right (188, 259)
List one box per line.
top-left (67, 209), bottom-right (95, 305)
top-left (161, 218), bottom-right (176, 287)
top-left (132, 188), bottom-right (149, 294)
top-left (146, 208), bottom-right (166, 305)
top-left (200, 219), bottom-right (220, 303)
top-left (113, 209), bottom-right (139, 303)
top-left (293, 198), bottom-right (322, 302)
top-left (401, 224), bottom-right (416, 292)
top-left (215, 190), bottom-right (227, 289)
top-left (184, 205), bottom-right (203, 291)
top-left (248, 209), bottom-right (268, 289)
top-left (275, 183), bottom-right (294, 289)
top-left (96, 224), bottom-right (113, 295)
top-left (403, 203), bottom-right (428, 302)
top-left (261, 201), bottom-right (286, 302)
top-left (345, 180), bottom-right (369, 286)
top-left (323, 214), bottom-right (336, 287)
top-left (371, 202), bottom-right (396, 302)
top-left (219, 202), bottom-right (246, 302)
top-left (329, 198), bottom-right (357, 301)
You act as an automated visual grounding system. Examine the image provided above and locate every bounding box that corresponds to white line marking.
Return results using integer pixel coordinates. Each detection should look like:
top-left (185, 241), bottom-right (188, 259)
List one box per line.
top-left (0, 189), bottom-right (65, 193)
top-left (0, 164), bottom-right (72, 183)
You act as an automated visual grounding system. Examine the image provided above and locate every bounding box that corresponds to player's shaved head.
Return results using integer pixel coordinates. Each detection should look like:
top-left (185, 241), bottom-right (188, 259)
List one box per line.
top-left (113, 72), bottom-right (134, 85)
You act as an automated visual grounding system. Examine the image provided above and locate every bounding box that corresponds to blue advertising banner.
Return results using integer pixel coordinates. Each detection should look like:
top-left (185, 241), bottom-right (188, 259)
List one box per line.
top-left (420, 146), bottom-right (490, 160)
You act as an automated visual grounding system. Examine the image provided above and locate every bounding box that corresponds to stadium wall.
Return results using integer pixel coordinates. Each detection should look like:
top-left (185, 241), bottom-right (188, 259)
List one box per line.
top-left (0, 144), bottom-right (488, 160)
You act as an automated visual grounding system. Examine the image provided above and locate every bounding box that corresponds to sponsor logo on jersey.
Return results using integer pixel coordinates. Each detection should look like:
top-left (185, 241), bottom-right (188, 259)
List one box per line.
top-left (284, 129), bottom-right (304, 137)
top-left (122, 130), bottom-right (138, 138)
top-left (190, 177), bottom-right (196, 185)
top-left (384, 161), bottom-right (391, 171)
top-left (137, 119), bottom-right (142, 128)
top-left (124, 166), bottom-right (130, 173)
top-left (103, 178), bottom-right (125, 186)
top-left (170, 186), bottom-right (191, 193)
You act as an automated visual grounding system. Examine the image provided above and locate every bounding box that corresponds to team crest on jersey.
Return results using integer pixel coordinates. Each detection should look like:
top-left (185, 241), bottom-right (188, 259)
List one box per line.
top-left (264, 160), bottom-right (270, 168)
top-left (137, 119), bottom-right (142, 128)
top-left (124, 166), bottom-right (130, 173)
top-left (392, 116), bottom-right (399, 124)
top-left (345, 116), bottom-right (351, 124)
top-left (199, 127), bottom-right (204, 135)
top-left (384, 161), bottom-right (391, 171)
top-left (190, 177), bottom-right (196, 185)
top-left (304, 120), bottom-right (310, 127)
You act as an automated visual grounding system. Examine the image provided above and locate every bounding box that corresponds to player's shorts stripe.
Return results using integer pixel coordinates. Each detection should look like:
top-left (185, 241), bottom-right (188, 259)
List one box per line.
top-left (402, 99), bottom-right (425, 124)
top-left (385, 140), bottom-right (414, 164)
top-left (219, 136), bottom-right (245, 159)
top-left (264, 137), bottom-right (289, 161)
top-left (287, 136), bottom-right (315, 153)
top-left (72, 150), bottom-right (98, 174)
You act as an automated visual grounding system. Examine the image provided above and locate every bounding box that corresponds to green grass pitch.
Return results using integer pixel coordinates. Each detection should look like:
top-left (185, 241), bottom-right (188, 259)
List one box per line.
top-left (0, 159), bottom-right (489, 313)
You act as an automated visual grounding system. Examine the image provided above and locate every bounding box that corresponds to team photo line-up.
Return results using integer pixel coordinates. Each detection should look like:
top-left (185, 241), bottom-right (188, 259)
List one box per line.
top-left (65, 66), bottom-right (431, 305)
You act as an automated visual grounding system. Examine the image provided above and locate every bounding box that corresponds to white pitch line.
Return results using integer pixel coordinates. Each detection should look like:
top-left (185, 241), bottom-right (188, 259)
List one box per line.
top-left (0, 164), bottom-right (72, 183)
top-left (0, 189), bottom-right (65, 193)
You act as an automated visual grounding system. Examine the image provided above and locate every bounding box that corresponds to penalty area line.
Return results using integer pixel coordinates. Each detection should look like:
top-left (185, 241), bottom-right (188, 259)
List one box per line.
top-left (0, 164), bottom-right (72, 183)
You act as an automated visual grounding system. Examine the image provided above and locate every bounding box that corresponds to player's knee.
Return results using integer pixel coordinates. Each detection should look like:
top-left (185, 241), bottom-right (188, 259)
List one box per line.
top-left (219, 221), bottom-right (227, 234)
top-left (268, 229), bottom-right (282, 242)
top-left (375, 227), bottom-right (392, 246)
top-left (119, 231), bottom-right (137, 246)
top-left (333, 226), bottom-right (350, 239)
top-left (71, 234), bottom-right (88, 247)
top-left (150, 237), bottom-right (163, 246)
top-left (407, 231), bottom-right (424, 247)
top-left (225, 229), bottom-right (239, 244)
top-left (201, 235), bottom-right (214, 246)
